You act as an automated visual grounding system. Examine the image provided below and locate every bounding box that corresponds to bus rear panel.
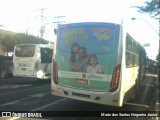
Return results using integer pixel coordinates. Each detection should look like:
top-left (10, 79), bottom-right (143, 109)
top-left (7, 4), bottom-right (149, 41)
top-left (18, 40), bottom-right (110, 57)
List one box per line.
top-left (51, 22), bottom-right (124, 107)
top-left (13, 44), bottom-right (53, 79)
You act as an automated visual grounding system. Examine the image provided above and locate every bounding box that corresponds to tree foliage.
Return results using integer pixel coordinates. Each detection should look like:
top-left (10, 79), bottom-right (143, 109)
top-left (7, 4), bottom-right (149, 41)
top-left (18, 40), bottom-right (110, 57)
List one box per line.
top-left (134, 0), bottom-right (160, 61)
top-left (0, 29), bottom-right (48, 53)
top-left (134, 0), bottom-right (160, 18)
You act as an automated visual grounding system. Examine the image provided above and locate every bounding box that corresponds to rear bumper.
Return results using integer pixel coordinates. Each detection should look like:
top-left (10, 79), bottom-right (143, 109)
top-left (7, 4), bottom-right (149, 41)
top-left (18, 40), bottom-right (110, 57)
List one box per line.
top-left (51, 84), bottom-right (123, 107)
top-left (13, 71), bottom-right (36, 78)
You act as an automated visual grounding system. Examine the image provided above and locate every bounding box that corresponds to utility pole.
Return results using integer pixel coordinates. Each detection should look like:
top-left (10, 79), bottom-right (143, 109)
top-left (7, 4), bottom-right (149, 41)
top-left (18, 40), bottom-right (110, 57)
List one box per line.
top-left (156, 16), bottom-right (160, 82)
top-left (159, 16), bottom-right (160, 82)
top-left (26, 19), bottom-right (28, 35)
top-left (53, 16), bottom-right (65, 27)
top-left (37, 8), bottom-right (47, 38)
top-left (53, 16), bottom-right (65, 35)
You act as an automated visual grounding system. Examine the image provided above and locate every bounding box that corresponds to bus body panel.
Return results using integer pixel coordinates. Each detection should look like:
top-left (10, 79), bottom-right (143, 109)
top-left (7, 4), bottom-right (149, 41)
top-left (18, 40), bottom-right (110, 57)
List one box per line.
top-left (51, 79), bottom-right (123, 106)
top-left (56, 53), bottom-right (116, 91)
top-left (51, 22), bottom-right (146, 107)
top-left (55, 23), bottom-right (119, 91)
top-left (13, 58), bottom-right (35, 77)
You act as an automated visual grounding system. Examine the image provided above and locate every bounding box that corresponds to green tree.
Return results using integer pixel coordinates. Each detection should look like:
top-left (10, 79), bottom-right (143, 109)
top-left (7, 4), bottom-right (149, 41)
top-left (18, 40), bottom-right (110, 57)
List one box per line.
top-left (0, 30), bottom-right (48, 54)
top-left (156, 52), bottom-right (159, 60)
top-left (134, 0), bottom-right (160, 18)
top-left (134, 0), bottom-right (160, 81)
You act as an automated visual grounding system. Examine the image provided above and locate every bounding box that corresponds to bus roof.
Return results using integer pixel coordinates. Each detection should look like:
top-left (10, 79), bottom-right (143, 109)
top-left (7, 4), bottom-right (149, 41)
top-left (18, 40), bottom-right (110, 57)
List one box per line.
top-left (59, 22), bottom-right (121, 27)
top-left (15, 43), bottom-right (54, 48)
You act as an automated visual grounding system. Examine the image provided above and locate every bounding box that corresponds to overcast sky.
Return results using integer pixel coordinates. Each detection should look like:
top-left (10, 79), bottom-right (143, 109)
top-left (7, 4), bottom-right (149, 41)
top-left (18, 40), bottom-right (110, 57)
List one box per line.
top-left (0, 0), bottom-right (159, 59)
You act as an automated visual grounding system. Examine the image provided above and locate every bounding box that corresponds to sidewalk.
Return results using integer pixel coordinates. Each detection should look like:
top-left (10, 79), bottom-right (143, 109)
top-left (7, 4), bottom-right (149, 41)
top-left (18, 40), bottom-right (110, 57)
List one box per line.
top-left (153, 76), bottom-right (160, 120)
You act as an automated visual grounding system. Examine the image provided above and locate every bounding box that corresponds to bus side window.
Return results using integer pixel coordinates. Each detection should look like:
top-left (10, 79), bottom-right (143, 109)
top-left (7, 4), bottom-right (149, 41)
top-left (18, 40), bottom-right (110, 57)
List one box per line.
top-left (41, 48), bottom-right (53, 63)
top-left (126, 52), bottom-right (132, 67)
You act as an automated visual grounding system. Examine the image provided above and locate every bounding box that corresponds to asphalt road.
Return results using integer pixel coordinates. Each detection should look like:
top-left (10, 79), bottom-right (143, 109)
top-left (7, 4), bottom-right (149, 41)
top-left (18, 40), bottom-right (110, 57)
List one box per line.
top-left (0, 73), bottom-right (158, 120)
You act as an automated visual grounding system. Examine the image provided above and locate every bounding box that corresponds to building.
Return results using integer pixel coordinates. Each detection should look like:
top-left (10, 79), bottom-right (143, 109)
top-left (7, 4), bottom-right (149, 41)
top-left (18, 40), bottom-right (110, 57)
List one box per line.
top-left (0, 40), bottom-right (7, 56)
top-left (0, 29), bottom-right (13, 78)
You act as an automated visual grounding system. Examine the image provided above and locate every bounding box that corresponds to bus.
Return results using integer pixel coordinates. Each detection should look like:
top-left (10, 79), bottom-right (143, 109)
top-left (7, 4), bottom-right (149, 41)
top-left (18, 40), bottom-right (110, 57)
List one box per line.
top-left (51, 22), bottom-right (146, 107)
top-left (13, 44), bottom-right (53, 79)
top-left (147, 59), bottom-right (158, 74)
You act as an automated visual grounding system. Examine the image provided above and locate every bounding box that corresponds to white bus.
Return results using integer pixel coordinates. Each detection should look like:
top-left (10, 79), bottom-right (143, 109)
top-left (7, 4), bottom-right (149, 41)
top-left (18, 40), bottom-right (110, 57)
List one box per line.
top-left (13, 44), bottom-right (53, 79)
top-left (51, 22), bottom-right (146, 107)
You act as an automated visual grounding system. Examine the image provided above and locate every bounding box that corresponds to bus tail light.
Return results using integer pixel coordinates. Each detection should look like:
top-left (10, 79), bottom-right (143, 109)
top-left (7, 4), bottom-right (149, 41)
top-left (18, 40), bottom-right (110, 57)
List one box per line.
top-left (35, 62), bottom-right (38, 71)
top-left (53, 59), bottom-right (58, 84)
top-left (110, 64), bottom-right (121, 92)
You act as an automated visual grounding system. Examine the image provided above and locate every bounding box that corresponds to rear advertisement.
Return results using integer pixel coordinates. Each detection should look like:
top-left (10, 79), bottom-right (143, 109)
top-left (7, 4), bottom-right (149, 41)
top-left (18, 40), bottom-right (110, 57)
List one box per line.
top-left (56, 23), bottom-right (118, 91)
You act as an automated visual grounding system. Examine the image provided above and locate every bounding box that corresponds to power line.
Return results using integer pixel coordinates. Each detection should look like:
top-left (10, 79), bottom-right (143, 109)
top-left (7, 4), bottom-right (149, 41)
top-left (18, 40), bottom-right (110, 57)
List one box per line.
top-left (53, 16), bottom-right (65, 27)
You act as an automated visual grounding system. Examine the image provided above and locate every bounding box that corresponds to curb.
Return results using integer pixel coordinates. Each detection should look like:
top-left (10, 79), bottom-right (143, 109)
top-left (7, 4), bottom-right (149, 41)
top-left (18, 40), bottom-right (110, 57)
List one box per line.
top-left (153, 77), bottom-right (160, 120)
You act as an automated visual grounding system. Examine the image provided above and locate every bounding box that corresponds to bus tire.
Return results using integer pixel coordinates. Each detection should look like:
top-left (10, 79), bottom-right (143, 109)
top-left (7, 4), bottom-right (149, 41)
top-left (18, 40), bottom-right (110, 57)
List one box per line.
top-left (131, 86), bottom-right (136, 101)
top-left (131, 80), bottom-right (138, 101)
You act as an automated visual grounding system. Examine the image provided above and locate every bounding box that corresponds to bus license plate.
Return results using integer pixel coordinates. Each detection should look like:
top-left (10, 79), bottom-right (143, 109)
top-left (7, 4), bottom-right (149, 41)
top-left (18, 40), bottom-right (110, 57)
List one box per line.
top-left (75, 78), bottom-right (88, 84)
top-left (21, 68), bottom-right (26, 71)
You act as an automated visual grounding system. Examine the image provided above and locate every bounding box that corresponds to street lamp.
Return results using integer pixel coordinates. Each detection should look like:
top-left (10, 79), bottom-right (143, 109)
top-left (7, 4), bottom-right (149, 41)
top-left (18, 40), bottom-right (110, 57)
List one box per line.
top-left (131, 17), bottom-right (159, 36)
top-left (143, 43), bottom-right (150, 47)
top-left (131, 17), bottom-right (160, 82)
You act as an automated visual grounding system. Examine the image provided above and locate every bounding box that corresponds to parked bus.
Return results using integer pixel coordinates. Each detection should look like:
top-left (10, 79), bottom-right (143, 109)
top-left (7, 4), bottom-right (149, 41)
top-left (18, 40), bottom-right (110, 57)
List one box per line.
top-left (51, 22), bottom-right (146, 107)
top-left (13, 44), bottom-right (53, 79)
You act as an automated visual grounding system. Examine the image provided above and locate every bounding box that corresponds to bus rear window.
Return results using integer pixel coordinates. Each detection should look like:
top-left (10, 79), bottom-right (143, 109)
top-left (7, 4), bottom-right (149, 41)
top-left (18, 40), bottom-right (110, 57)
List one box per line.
top-left (15, 45), bottom-right (36, 57)
top-left (58, 24), bottom-right (117, 55)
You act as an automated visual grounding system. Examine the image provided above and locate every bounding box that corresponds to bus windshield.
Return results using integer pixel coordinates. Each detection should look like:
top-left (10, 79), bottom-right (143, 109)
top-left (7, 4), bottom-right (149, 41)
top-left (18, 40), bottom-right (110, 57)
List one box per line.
top-left (59, 23), bottom-right (117, 55)
top-left (15, 45), bottom-right (36, 57)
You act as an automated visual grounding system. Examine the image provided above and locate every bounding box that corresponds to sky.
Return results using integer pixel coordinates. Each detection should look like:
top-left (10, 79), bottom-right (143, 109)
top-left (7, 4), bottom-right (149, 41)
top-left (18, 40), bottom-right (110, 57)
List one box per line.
top-left (0, 0), bottom-right (159, 60)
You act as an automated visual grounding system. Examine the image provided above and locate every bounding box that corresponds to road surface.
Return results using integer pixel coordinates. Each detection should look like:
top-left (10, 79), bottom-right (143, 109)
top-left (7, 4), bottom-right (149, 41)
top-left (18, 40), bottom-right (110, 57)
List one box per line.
top-left (0, 73), bottom-right (159, 120)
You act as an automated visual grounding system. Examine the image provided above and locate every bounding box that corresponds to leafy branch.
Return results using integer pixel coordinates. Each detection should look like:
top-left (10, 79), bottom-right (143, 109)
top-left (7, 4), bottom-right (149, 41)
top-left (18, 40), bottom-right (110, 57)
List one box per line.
top-left (133, 0), bottom-right (160, 18)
